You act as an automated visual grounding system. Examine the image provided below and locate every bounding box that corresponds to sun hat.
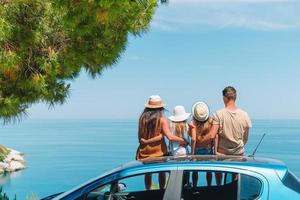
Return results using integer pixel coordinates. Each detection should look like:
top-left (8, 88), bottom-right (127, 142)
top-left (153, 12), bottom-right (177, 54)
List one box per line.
top-left (144, 95), bottom-right (166, 109)
top-left (168, 105), bottom-right (191, 122)
top-left (192, 101), bottom-right (210, 122)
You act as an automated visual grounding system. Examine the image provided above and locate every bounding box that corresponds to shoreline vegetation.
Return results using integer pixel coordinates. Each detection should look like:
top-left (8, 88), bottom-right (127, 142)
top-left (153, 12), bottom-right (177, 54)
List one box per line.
top-left (0, 145), bottom-right (25, 175)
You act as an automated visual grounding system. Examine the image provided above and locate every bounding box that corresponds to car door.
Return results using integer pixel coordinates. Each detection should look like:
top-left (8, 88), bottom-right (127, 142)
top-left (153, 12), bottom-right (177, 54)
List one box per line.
top-left (176, 165), bottom-right (269, 200)
top-left (71, 169), bottom-right (178, 200)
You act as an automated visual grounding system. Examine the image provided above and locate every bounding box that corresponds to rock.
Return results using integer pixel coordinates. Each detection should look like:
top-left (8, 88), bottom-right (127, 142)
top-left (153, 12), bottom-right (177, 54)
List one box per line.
top-left (0, 162), bottom-right (8, 174)
top-left (7, 148), bottom-right (23, 155)
top-left (7, 161), bottom-right (26, 172)
top-left (0, 162), bottom-right (9, 171)
top-left (0, 146), bottom-right (26, 173)
top-left (4, 152), bottom-right (25, 163)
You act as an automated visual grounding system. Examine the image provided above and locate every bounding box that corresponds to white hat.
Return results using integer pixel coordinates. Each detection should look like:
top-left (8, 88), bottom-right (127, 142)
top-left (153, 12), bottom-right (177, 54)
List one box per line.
top-left (169, 105), bottom-right (191, 122)
top-left (192, 101), bottom-right (210, 122)
top-left (145, 95), bottom-right (166, 109)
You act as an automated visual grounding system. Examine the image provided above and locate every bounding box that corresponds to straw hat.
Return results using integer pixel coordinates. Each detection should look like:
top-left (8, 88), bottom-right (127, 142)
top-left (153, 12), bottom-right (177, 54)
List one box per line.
top-left (192, 101), bottom-right (210, 122)
top-left (145, 95), bottom-right (166, 109)
top-left (169, 105), bottom-right (191, 122)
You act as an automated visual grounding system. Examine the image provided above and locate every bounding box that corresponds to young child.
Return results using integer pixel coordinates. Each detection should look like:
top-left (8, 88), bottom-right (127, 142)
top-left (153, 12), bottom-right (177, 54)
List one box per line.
top-left (168, 105), bottom-right (191, 156)
top-left (189, 101), bottom-right (216, 187)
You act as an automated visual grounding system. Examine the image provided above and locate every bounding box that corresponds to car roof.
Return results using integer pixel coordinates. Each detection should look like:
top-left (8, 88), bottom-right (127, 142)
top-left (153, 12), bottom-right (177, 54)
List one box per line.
top-left (121, 155), bottom-right (286, 168)
top-left (118, 155), bottom-right (288, 178)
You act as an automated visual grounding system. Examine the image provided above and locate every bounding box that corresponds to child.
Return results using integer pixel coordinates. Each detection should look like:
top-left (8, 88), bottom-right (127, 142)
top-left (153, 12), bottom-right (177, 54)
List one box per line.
top-left (168, 105), bottom-right (191, 156)
top-left (189, 101), bottom-right (216, 187)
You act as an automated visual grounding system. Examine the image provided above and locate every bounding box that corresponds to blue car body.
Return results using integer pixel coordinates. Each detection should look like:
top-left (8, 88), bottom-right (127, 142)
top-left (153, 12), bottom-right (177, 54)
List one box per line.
top-left (46, 155), bottom-right (300, 200)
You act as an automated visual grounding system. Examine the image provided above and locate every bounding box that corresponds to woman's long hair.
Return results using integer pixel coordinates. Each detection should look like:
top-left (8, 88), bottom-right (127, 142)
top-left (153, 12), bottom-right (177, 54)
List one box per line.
top-left (193, 117), bottom-right (212, 137)
top-left (138, 108), bottom-right (164, 140)
top-left (171, 121), bottom-right (188, 138)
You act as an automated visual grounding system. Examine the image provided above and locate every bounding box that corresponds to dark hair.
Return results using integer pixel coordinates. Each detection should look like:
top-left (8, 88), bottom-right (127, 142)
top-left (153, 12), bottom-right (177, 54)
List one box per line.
top-left (222, 86), bottom-right (237, 100)
top-left (138, 107), bottom-right (164, 139)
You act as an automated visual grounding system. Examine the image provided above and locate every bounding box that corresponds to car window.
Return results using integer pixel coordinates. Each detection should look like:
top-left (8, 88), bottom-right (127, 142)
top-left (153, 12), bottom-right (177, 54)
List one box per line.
top-left (118, 172), bottom-right (170, 192)
top-left (282, 171), bottom-right (300, 193)
top-left (84, 171), bottom-right (170, 200)
top-left (181, 170), bottom-right (262, 200)
top-left (85, 184), bottom-right (111, 200)
top-left (240, 174), bottom-right (262, 200)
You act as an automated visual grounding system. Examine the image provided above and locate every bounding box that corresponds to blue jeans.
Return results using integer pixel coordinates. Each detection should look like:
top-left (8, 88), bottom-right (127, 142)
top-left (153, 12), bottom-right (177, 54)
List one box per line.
top-left (195, 147), bottom-right (213, 155)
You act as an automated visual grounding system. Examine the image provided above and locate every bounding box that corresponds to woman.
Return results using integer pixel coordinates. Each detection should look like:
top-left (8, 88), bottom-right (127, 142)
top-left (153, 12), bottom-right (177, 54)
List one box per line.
top-left (136, 95), bottom-right (185, 190)
top-left (168, 105), bottom-right (191, 156)
top-left (189, 101), bottom-right (216, 187)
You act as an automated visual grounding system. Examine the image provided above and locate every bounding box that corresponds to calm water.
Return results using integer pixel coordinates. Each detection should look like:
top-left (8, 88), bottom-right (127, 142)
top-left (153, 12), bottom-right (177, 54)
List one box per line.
top-left (1, 119), bottom-right (300, 198)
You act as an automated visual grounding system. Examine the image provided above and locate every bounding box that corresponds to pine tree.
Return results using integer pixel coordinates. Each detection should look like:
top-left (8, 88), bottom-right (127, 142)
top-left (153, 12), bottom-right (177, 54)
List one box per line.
top-left (0, 0), bottom-right (158, 122)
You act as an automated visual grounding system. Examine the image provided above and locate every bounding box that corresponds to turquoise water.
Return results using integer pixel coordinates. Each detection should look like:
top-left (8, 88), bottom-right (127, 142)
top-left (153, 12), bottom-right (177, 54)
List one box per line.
top-left (1, 119), bottom-right (300, 198)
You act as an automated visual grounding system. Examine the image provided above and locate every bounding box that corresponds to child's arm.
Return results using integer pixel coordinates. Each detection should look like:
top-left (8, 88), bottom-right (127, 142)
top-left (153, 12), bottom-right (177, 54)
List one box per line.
top-left (189, 126), bottom-right (197, 155)
top-left (214, 134), bottom-right (219, 155)
top-left (140, 134), bottom-right (163, 144)
top-left (161, 118), bottom-right (185, 144)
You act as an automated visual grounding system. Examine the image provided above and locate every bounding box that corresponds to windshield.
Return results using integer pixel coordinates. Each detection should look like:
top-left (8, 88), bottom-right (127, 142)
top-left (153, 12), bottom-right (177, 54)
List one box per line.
top-left (282, 171), bottom-right (300, 194)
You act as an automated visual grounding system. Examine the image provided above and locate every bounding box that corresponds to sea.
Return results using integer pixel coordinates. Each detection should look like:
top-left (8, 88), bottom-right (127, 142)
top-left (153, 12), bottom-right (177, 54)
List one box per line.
top-left (1, 119), bottom-right (300, 199)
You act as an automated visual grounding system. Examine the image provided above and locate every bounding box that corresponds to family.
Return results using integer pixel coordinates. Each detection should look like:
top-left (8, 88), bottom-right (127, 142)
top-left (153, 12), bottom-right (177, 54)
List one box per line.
top-left (136, 86), bottom-right (252, 189)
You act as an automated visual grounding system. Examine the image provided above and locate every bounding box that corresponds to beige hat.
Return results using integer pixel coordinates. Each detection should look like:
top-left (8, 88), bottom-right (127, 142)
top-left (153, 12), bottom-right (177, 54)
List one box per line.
top-left (168, 105), bottom-right (191, 122)
top-left (145, 95), bottom-right (166, 109)
top-left (192, 101), bottom-right (210, 122)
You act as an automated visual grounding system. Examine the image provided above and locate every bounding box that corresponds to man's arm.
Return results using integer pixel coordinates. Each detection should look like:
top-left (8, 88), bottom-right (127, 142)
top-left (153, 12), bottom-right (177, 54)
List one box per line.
top-left (244, 112), bottom-right (251, 145)
top-left (243, 127), bottom-right (249, 145)
top-left (199, 124), bottom-right (219, 145)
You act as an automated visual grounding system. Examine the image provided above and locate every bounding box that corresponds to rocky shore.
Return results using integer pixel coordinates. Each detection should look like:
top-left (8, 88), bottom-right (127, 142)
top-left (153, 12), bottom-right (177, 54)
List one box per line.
top-left (0, 145), bottom-right (26, 174)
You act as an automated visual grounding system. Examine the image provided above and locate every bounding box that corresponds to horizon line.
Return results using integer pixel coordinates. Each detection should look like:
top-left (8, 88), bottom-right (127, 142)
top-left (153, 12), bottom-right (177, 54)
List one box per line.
top-left (17, 117), bottom-right (300, 121)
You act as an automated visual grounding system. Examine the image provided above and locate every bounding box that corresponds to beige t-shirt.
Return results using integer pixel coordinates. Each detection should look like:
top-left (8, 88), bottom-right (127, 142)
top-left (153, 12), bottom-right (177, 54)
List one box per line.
top-left (212, 108), bottom-right (252, 155)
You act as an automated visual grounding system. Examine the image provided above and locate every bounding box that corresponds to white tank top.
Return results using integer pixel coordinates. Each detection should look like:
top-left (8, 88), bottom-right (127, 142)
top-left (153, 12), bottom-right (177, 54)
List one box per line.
top-left (169, 123), bottom-right (191, 154)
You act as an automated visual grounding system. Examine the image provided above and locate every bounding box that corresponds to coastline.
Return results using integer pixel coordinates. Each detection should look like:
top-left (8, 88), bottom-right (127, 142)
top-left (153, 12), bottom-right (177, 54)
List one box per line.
top-left (0, 145), bottom-right (26, 174)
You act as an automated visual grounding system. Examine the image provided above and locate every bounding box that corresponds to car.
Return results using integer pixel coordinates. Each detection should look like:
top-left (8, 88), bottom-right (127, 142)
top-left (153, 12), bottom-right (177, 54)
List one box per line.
top-left (42, 155), bottom-right (300, 200)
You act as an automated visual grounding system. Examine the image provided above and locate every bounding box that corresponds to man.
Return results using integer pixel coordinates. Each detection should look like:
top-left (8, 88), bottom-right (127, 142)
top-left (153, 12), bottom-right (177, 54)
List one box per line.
top-left (201, 86), bottom-right (252, 156)
top-left (200, 86), bottom-right (252, 185)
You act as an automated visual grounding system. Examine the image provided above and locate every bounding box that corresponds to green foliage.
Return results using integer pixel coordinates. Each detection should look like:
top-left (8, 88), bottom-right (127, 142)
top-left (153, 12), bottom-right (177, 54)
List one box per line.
top-left (0, 187), bottom-right (38, 200)
top-left (0, 145), bottom-right (9, 161)
top-left (26, 193), bottom-right (38, 200)
top-left (0, 188), bottom-right (14, 200)
top-left (0, 188), bottom-right (16, 200)
top-left (0, 0), bottom-right (158, 122)
top-left (0, 188), bottom-right (9, 200)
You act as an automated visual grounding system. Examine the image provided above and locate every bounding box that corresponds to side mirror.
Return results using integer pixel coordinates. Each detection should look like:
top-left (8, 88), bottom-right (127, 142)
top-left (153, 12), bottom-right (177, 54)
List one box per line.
top-left (118, 183), bottom-right (127, 192)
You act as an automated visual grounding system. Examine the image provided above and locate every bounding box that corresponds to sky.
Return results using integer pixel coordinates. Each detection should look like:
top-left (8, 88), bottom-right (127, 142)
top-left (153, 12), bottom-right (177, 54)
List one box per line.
top-left (29, 0), bottom-right (300, 120)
